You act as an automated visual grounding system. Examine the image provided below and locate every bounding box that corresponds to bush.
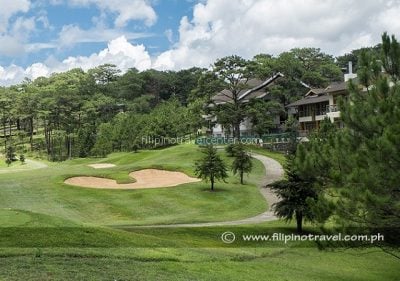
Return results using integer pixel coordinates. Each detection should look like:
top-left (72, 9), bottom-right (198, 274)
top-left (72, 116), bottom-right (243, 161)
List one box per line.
top-left (225, 144), bottom-right (236, 157)
top-left (19, 154), bottom-right (25, 164)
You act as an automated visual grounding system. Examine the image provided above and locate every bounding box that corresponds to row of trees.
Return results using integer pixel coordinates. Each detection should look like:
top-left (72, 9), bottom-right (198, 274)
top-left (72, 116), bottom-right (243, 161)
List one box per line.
top-left (195, 143), bottom-right (253, 190)
top-left (0, 66), bottom-right (203, 161)
top-left (0, 46), bottom-right (368, 161)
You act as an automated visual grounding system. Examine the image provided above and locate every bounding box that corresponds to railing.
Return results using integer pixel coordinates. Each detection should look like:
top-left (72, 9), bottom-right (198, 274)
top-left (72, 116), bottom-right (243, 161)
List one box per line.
top-left (327, 104), bottom-right (340, 112)
top-left (298, 110), bottom-right (327, 118)
top-left (195, 133), bottom-right (295, 146)
top-left (261, 132), bottom-right (295, 143)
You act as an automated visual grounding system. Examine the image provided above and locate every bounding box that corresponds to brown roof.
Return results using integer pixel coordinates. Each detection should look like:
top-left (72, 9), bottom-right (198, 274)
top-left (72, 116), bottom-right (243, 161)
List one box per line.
top-left (212, 88), bottom-right (251, 104)
top-left (288, 81), bottom-right (348, 108)
top-left (304, 88), bottom-right (326, 96)
top-left (287, 95), bottom-right (329, 107)
top-left (212, 72), bottom-right (284, 104)
top-left (325, 82), bottom-right (347, 93)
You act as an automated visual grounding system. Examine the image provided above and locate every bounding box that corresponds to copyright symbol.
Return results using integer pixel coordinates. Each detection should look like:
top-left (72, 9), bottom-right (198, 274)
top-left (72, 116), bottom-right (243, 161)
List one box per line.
top-left (221, 231), bottom-right (236, 244)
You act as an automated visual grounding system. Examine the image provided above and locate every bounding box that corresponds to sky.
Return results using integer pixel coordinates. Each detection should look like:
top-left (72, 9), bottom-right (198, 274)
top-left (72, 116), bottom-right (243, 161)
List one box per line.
top-left (0, 0), bottom-right (399, 86)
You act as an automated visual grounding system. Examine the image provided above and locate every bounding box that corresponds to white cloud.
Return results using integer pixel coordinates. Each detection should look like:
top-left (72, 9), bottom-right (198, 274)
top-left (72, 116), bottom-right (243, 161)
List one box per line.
top-left (25, 42), bottom-right (57, 53)
top-left (0, 0), bottom-right (30, 33)
top-left (0, 0), bottom-right (33, 56)
top-left (0, 65), bottom-right (27, 86)
top-left (11, 16), bottom-right (36, 37)
top-left (58, 24), bottom-right (152, 47)
top-left (25, 63), bottom-right (51, 78)
top-left (69, 0), bottom-right (157, 27)
top-left (164, 29), bottom-right (174, 43)
top-left (0, 16), bottom-right (40, 56)
top-left (59, 36), bottom-right (151, 72)
top-left (0, 36), bottom-right (151, 86)
top-left (0, 35), bottom-right (26, 56)
top-left (154, 0), bottom-right (400, 70)
top-left (3, 0), bottom-right (400, 85)
top-left (0, 2), bottom-right (53, 57)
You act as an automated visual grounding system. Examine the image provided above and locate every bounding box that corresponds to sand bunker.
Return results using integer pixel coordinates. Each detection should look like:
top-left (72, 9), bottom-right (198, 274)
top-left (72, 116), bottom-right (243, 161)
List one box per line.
top-left (88, 163), bottom-right (116, 169)
top-left (64, 169), bottom-right (201, 189)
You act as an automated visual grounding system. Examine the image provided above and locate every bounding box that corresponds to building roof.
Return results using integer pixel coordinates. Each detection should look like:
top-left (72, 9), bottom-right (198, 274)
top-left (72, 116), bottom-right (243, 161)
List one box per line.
top-left (287, 95), bottom-right (329, 107)
top-left (287, 81), bottom-right (348, 108)
top-left (325, 82), bottom-right (347, 93)
top-left (304, 88), bottom-right (326, 96)
top-left (212, 72), bottom-right (284, 104)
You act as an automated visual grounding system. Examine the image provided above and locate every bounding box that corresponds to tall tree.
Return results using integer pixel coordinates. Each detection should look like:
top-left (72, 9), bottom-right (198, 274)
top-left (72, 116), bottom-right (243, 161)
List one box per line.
top-left (212, 55), bottom-right (253, 139)
top-left (331, 33), bottom-right (400, 230)
top-left (231, 144), bottom-right (253, 184)
top-left (297, 33), bottom-right (400, 236)
top-left (195, 145), bottom-right (228, 191)
top-left (270, 150), bottom-right (319, 233)
top-left (269, 48), bottom-right (343, 106)
top-left (246, 99), bottom-right (284, 136)
top-left (0, 92), bottom-right (12, 149)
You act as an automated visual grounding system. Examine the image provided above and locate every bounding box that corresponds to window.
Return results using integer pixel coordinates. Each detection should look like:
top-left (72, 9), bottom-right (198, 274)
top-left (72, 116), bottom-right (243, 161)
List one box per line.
top-left (315, 102), bottom-right (329, 115)
top-left (299, 102), bottom-right (328, 117)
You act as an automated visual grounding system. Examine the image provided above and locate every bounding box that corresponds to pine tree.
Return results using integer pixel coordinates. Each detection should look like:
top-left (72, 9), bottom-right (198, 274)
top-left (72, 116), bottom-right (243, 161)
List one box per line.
top-left (5, 145), bottom-right (16, 165)
top-left (231, 143), bottom-right (253, 184)
top-left (19, 154), bottom-right (25, 164)
top-left (329, 33), bottom-right (400, 231)
top-left (195, 145), bottom-right (228, 191)
top-left (297, 33), bottom-right (400, 236)
top-left (270, 150), bottom-right (319, 233)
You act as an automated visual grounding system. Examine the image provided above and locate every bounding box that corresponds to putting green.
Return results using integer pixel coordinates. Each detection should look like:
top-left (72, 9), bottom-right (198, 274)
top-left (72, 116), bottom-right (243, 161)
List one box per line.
top-left (0, 159), bottom-right (47, 174)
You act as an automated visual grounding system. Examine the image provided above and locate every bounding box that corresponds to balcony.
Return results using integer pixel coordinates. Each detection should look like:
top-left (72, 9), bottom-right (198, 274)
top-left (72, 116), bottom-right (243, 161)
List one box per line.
top-left (326, 104), bottom-right (341, 121)
top-left (327, 104), bottom-right (339, 112)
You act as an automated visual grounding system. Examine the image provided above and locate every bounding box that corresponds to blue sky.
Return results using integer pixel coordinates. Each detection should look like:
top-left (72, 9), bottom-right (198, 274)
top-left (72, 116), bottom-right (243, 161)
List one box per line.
top-left (0, 0), bottom-right (399, 85)
top-left (1, 0), bottom-right (194, 67)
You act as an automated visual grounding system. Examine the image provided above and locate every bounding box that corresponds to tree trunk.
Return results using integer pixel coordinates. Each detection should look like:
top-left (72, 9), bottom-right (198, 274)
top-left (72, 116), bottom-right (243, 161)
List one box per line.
top-left (44, 124), bottom-right (50, 155)
top-left (211, 177), bottom-right (214, 191)
top-left (66, 134), bottom-right (72, 159)
top-left (240, 171), bottom-right (244, 184)
top-left (3, 120), bottom-right (7, 149)
top-left (29, 117), bottom-right (34, 151)
top-left (233, 122), bottom-right (241, 140)
top-left (296, 210), bottom-right (303, 233)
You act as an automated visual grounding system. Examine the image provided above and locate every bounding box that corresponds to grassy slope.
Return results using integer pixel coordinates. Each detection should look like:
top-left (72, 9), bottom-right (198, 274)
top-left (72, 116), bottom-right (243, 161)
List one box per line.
top-left (0, 144), bottom-right (266, 226)
top-left (1, 248), bottom-right (398, 281)
top-left (0, 158), bottom-right (25, 169)
top-left (1, 145), bottom-right (399, 280)
top-left (0, 210), bottom-right (399, 281)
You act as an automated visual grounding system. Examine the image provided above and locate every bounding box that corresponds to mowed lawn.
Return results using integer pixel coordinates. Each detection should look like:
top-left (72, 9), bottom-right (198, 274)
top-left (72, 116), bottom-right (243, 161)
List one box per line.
top-left (0, 209), bottom-right (399, 281)
top-left (0, 144), bottom-right (399, 280)
top-left (0, 144), bottom-right (267, 226)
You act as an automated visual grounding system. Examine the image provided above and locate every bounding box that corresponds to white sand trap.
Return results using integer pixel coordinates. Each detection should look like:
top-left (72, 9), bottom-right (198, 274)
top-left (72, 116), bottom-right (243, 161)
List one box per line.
top-left (88, 163), bottom-right (116, 169)
top-left (64, 169), bottom-right (201, 189)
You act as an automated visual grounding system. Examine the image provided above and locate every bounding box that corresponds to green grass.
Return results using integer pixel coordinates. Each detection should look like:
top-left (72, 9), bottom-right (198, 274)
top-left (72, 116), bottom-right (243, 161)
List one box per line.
top-left (0, 209), bottom-right (398, 281)
top-left (73, 170), bottom-right (137, 184)
top-left (0, 158), bottom-right (20, 168)
top-left (1, 144), bottom-right (399, 280)
top-left (0, 157), bottom-right (48, 173)
top-left (0, 247), bottom-right (398, 281)
top-left (0, 144), bottom-right (267, 226)
top-left (247, 145), bottom-right (287, 165)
